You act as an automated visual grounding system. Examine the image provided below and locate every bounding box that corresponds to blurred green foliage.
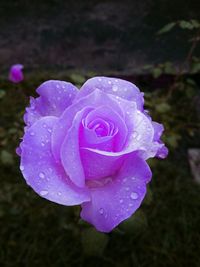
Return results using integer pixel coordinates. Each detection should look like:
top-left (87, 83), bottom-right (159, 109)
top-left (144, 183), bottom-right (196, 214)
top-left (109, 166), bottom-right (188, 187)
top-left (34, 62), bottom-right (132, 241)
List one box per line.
top-left (0, 19), bottom-right (200, 267)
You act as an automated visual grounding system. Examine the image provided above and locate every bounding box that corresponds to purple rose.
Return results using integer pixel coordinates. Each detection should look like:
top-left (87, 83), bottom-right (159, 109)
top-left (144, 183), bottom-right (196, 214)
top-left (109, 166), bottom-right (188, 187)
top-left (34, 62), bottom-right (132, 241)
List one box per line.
top-left (9, 64), bottom-right (24, 83)
top-left (18, 77), bottom-right (168, 232)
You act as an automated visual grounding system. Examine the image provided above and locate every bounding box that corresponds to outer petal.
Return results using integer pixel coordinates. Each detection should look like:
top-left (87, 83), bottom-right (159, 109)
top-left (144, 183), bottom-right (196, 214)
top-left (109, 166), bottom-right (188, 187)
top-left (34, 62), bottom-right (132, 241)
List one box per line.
top-left (81, 154), bottom-right (152, 232)
top-left (24, 80), bottom-right (78, 127)
top-left (76, 76), bottom-right (144, 111)
top-left (20, 116), bottom-right (90, 205)
top-left (152, 121), bottom-right (168, 159)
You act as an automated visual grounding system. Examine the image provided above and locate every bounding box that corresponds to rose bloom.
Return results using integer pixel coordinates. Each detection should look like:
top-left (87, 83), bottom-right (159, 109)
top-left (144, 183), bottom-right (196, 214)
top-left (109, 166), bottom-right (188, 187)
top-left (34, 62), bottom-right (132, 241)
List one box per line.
top-left (9, 64), bottom-right (24, 83)
top-left (17, 77), bottom-right (168, 232)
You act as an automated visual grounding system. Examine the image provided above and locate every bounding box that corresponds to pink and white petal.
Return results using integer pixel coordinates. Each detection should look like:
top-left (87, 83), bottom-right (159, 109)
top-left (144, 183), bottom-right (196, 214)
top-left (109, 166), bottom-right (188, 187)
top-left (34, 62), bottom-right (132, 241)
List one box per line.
top-left (60, 108), bottom-right (92, 188)
top-left (20, 116), bottom-right (90, 205)
top-left (52, 89), bottom-right (124, 162)
top-left (76, 76), bottom-right (144, 111)
top-left (24, 80), bottom-right (79, 127)
top-left (81, 154), bottom-right (152, 232)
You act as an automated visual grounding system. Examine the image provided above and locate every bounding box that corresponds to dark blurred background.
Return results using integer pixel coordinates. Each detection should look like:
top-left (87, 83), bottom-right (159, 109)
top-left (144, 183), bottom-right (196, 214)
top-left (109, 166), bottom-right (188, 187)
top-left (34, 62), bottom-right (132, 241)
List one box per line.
top-left (0, 1), bottom-right (200, 267)
top-left (0, 0), bottom-right (200, 74)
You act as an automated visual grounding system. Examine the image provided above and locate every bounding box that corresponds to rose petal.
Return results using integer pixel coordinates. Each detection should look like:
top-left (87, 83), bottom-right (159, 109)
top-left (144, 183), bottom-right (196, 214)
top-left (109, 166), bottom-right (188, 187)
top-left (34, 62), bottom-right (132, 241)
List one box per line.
top-left (52, 89), bottom-right (124, 162)
top-left (80, 148), bottom-right (124, 180)
top-left (20, 116), bottom-right (90, 205)
top-left (24, 80), bottom-right (78, 127)
top-left (152, 121), bottom-right (168, 159)
top-left (76, 76), bottom-right (144, 111)
top-left (60, 107), bottom-right (92, 188)
top-left (82, 106), bottom-right (128, 151)
top-left (81, 107), bottom-right (155, 159)
top-left (81, 154), bottom-right (152, 232)
top-left (152, 121), bottom-right (164, 141)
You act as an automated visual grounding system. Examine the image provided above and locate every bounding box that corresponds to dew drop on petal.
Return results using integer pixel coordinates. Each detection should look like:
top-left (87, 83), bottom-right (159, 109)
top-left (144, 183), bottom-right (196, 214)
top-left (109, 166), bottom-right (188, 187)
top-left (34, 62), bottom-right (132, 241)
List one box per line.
top-left (130, 192), bottom-right (138, 200)
top-left (136, 135), bottom-right (141, 141)
top-left (40, 190), bottom-right (48, 196)
top-left (133, 132), bottom-right (138, 138)
top-left (30, 132), bottom-right (35, 136)
top-left (20, 165), bottom-right (24, 171)
top-left (119, 199), bottom-right (123, 204)
top-left (99, 208), bottom-right (104, 215)
top-left (39, 172), bottom-right (45, 179)
top-left (112, 85), bottom-right (118, 92)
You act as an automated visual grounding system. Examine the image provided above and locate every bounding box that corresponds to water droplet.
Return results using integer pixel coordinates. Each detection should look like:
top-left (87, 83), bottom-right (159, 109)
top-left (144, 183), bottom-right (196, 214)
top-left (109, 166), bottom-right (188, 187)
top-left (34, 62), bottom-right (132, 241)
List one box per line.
top-left (108, 81), bottom-right (112, 84)
top-left (123, 178), bottom-right (127, 183)
top-left (98, 78), bottom-right (102, 82)
top-left (58, 192), bottom-right (61, 196)
top-left (39, 172), bottom-right (45, 179)
top-left (41, 142), bottom-right (45, 147)
top-left (69, 94), bottom-right (72, 98)
top-left (43, 123), bottom-right (47, 128)
top-left (136, 135), bottom-right (141, 141)
top-left (30, 132), bottom-right (35, 136)
top-left (99, 208), bottom-right (104, 214)
top-left (40, 190), bottom-right (48, 196)
top-left (119, 199), bottom-right (123, 204)
top-left (20, 165), bottom-right (24, 171)
top-left (132, 132), bottom-right (137, 138)
top-left (125, 187), bottom-right (130, 191)
top-left (112, 85), bottom-right (118, 92)
top-left (130, 192), bottom-right (138, 200)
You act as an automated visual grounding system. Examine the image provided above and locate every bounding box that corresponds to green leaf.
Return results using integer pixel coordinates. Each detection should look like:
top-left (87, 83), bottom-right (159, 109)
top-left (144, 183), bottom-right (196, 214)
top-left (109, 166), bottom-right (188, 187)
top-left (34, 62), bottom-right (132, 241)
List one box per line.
top-left (179, 20), bottom-right (194, 30)
top-left (69, 73), bottom-right (86, 85)
top-left (81, 228), bottom-right (109, 256)
top-left (119, 210), bottom-right (148, 235)
top-left (163, 62), bottom-right (175, 74)
top-left (166, 134), bottom-right (181, 148)
top-left (190, 19), bottom-right (200, 28)
top-left (191, 62), bottom-right (200, 74)
top-left (153, 67), bottom-right (162, 78)
top-left (143, 187), bottom-right (153, 205)
top-left (156, 103), bottom-right (171, 113)
top-left (0, 89), bottom-right (6, 99)
top-left (0, 150), bottom-right (14, 166)
top-left (157, 22), bottom-right (176, 35)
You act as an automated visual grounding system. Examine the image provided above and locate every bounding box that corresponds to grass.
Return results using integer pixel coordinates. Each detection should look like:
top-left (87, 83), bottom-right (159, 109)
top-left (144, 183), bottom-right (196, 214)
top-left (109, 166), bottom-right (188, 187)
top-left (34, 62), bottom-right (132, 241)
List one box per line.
top-left (0, 74), bottom-right (200, 267)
